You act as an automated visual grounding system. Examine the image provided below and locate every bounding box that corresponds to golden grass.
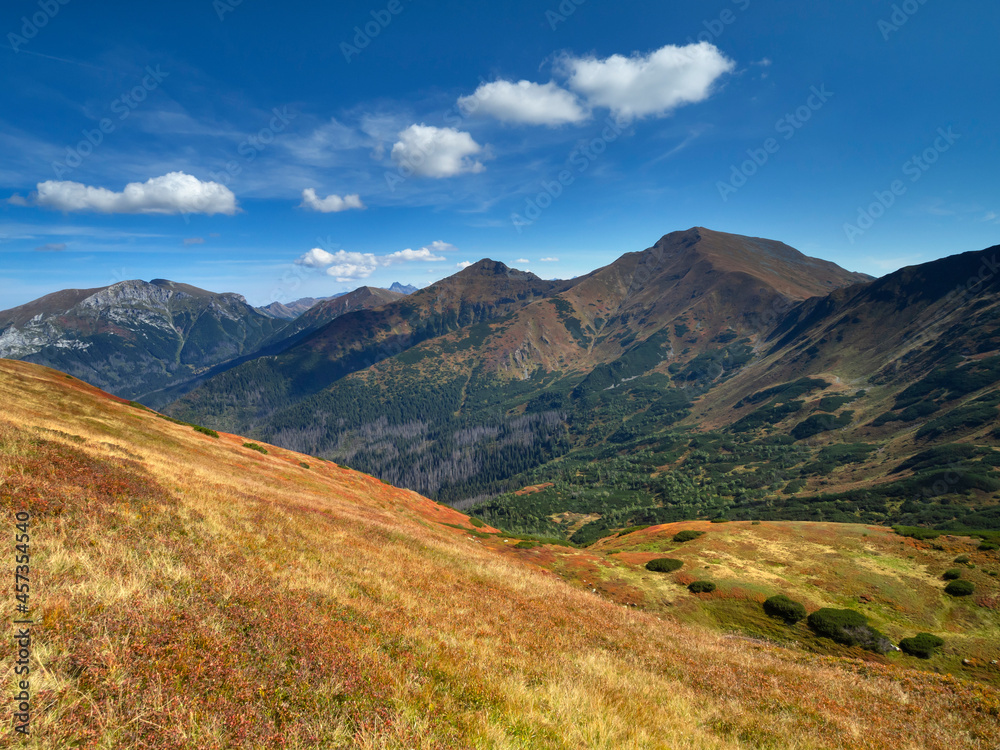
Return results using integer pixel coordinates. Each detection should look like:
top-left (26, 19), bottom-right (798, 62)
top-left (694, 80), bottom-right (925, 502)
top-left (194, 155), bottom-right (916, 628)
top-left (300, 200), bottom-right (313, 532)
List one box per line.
top-left (0, 360), bottom-right (998, 748)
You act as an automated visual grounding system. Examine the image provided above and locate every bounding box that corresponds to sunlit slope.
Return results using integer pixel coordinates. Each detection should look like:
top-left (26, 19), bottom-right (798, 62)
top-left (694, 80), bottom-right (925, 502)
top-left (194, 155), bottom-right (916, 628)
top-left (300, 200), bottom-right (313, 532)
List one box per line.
top-left (1, 359), bottom-right (998, 749)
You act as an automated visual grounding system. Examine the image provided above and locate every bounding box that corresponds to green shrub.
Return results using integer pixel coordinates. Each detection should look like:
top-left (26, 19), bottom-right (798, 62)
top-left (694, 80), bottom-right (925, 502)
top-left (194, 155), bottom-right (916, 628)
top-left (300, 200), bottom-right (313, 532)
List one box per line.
top-left (953, 555), bottom-right (970, 564)
top-left (942, 569), bottom-right (962, 580)
top-left (513, 541), bottom-right (539, 550)
top-left (469, 517), bottom-right (485, 528)
top-left (751, 520), bottom-right (761, 525)
top-left (243, 442), bottom-right (268, 454)
top-left (710, 517), bottom-right (729, 524)
top-left (944, 580), bottom-right (975, 596)
top-left (688, 580), bottom-right (716, 594)
top-left (645, 558), bottom-right (683, 573)
top-left (763, 595), bottom-right (807, 624)
top-left (673, 530), bottom-right (705, 543)
top-left (898, 633), bottom-right (944, 659)
top-left (193, 425), bottom-right (219, 438)
top-left (299, 461), bottom-right (310, 469)
top-left (979, 542), bottom-right (999, 551)
top-left (806, 608), bottom-right (892, 653)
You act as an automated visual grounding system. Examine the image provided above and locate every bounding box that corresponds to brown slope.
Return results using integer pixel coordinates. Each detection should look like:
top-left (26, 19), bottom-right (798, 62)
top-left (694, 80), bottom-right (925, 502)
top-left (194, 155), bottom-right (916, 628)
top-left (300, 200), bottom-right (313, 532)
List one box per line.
top-left (166, 260), bottom-right (576, 431)
top-left (389, 227), bottom-right (870, 381)
top-left (0, 285), bottom-right (109, 328)
top-left (691, 242), bottom-right (1000, 431)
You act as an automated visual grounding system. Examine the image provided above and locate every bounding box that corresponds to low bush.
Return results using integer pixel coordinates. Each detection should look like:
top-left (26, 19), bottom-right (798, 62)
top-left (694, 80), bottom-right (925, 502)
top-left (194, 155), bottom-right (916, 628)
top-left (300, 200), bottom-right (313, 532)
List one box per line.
top-left (944, 580), bottom-right (975, 596)
top-left (193, 425), bottom-right (219, 438)
top-left (954, 555), bottom-right (971, 564)
top-left (673, 530), bottom-right (705, 543)
top-left (710, 517), bottom-right (729, 524)
top-left (469, 517), bottom-right (485, 528)
top-left (763, 595), bottom-right (807, 624)
top-left (806, 608), bottom-right (892, 653)
top-left (898, 633), bottom-right (944, 659)
top-left (645, 558), bottom-right (683, 573)
top-left (299, 461), bottom-right (309, 469)
top-left (513, 541), bottom-right (539, 550)
top-left (688, 580), bottom-right (716, 594)
top-left (243, 442), bottom-right (268, 454)
top-left (979, 542), bottom-right (999, 551)
top-left (942, 569), bottom-right (963, 580)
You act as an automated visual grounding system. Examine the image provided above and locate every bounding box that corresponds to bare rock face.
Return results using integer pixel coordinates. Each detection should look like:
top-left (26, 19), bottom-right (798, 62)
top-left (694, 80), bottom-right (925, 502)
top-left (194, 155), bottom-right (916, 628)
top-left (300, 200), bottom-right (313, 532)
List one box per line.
top-left (0, 279), bottom-right (287, 401)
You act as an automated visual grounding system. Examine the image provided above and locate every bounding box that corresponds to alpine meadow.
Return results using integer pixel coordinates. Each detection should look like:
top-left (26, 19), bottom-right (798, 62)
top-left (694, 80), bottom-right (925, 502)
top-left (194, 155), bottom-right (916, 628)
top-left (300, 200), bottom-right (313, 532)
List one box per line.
top-left (2, 2), bottom-right (999, 748)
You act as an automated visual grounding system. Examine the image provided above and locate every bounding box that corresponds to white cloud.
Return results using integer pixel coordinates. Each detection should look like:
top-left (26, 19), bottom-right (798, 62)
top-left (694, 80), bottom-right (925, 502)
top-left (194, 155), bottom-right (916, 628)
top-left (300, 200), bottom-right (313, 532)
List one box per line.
top-left (515, 258), bottom-right (530, 264)
top-left (391, 124), bottom-right (485, 178)
top-left (295, 248), bottom-right (339, 268)
top-left (457, 261), bottom-right (473, 269)
top-left (539, 256), bottom-right (559, 262)
top-left (384, 247), bottom-right (446, 263)
top-left (29, 172), bottom-right (238, 215)
top-left (294, 249), bottom-right (379, 282)
top-left (425, 240), bottom-right (458, 254)
top-left (299, 188), bottom-right (366, 213)
top-left (459, 80), bottom-right (588, 126)
top-left (559, 42), bottom-right (734, 119)
top-left (984, 211), bottom-right (999, 223)
top-left (183, 237), bottom-right (205, 245)
top-left (295, 241), bottom-right (456, 282)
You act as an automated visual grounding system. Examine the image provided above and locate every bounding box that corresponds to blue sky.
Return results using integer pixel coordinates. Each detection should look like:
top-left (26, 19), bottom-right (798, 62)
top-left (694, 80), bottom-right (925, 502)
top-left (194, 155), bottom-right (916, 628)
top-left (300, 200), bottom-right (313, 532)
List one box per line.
top-left (1, 0), bottom-right (998, 309)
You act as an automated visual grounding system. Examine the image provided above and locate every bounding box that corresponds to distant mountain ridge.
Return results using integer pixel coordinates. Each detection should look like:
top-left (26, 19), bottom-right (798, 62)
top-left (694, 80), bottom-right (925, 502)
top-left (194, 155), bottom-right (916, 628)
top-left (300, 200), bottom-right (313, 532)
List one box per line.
top-left (256, 282), bottom-right (417, 320)
top-left (0, 279), bottom-right (287, 401)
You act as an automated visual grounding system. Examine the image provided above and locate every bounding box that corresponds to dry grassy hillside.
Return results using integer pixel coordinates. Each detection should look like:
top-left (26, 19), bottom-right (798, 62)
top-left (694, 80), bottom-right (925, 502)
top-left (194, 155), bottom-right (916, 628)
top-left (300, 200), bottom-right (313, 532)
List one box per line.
top-left (1, 359), bottom-right (998, 749)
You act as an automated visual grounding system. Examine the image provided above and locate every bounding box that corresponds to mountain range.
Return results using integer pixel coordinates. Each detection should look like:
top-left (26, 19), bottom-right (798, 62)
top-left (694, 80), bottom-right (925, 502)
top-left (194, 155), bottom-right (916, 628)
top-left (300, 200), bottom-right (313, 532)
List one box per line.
top-left (5, 228), bottom-right (999, 543)
top-left (0, 280), bottom-right (417, 406)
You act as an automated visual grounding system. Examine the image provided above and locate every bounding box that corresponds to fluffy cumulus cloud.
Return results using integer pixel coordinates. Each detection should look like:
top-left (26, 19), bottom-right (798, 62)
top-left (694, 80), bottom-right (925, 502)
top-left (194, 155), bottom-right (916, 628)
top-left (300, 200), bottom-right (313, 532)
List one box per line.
top-left (391, 124), bottom-right (485, 178)
top-left (384, 247), bottom-right (447, 263)
top-left (459, 80), bottom-right (588, 126)
top-left (515, 258), bottom-right (530, 264)
top-left (299, 188), bottom-right (366, 213)
top-left (296, 249), bottom-right (379, 282)
top-left (559, 42), bottom-right (734, 119)
top-left (296, 241), bottom-right (455, 282)
top-left (539, 256), bottom-right (559, 262)
top-left (27, 172), bottom-right (238, 215)
top-left (424, 240), bottom-right (458, 254)
top-left (457, 261), bottom-right (473, 269)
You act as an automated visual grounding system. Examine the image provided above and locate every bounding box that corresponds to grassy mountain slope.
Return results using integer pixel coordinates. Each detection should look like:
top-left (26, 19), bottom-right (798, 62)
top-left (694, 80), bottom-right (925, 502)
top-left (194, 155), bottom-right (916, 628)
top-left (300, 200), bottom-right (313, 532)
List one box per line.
top-left (168, 261), bottom-right (575, 433)
top-left (175, 229), bottom-right (877, 504)
top-left (1, 359), bottom-right (998, 749)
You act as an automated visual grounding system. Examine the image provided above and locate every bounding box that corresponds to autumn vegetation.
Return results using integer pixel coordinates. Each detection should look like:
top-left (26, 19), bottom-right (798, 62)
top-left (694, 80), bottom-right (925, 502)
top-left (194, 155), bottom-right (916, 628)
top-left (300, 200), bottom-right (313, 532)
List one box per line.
top-left (1, 360), bottom-right (999, 749)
